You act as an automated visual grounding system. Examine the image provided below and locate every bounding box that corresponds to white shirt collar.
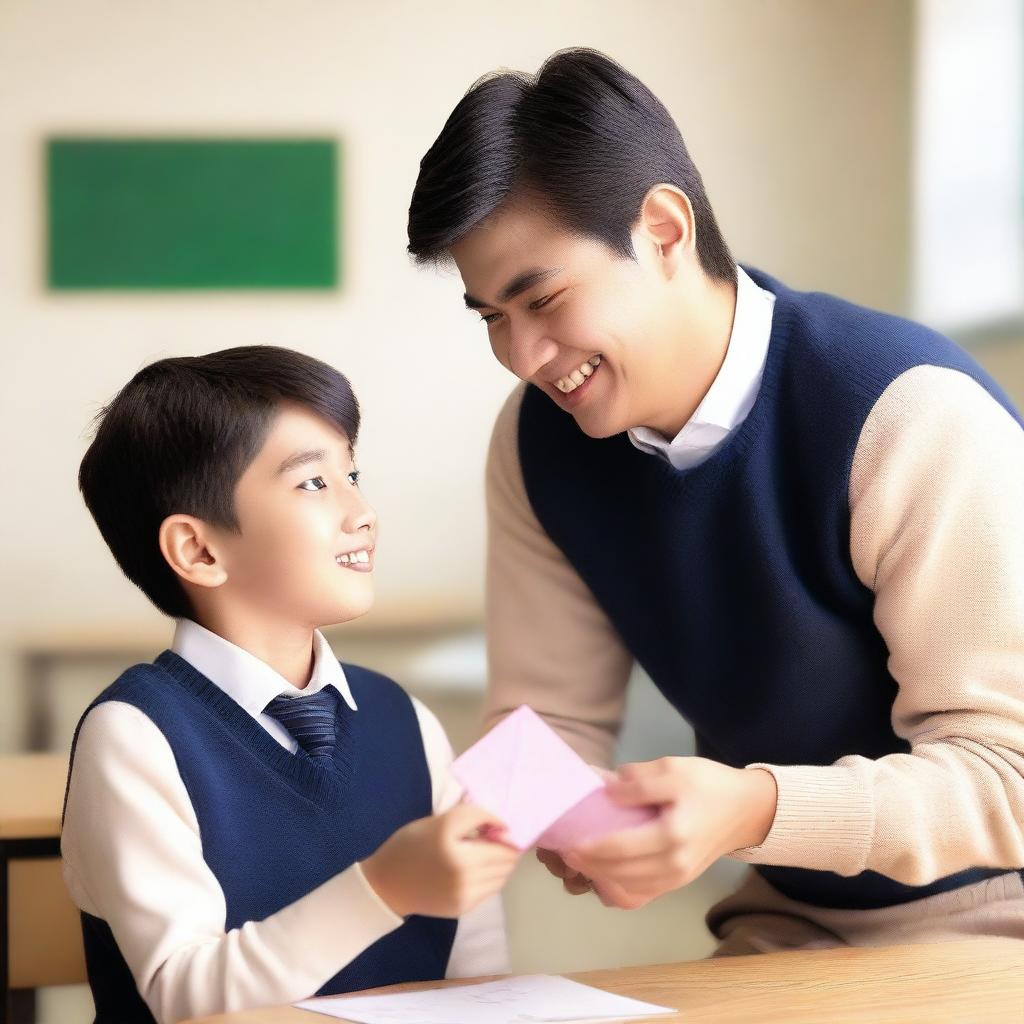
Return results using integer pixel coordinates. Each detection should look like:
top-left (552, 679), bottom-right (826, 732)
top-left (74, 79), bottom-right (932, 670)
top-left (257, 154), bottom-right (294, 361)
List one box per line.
top-left (170, 618), bottom-right (358, 721)
top-left (627, 266), bottom-right (776, 471)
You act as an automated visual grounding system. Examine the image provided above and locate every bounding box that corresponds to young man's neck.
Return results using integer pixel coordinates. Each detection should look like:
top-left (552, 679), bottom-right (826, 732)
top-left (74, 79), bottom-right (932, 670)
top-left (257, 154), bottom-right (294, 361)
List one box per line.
top-left (192, 609), bottom-right (317, 689)
top-left (646, 268), bottom-right (738, 440)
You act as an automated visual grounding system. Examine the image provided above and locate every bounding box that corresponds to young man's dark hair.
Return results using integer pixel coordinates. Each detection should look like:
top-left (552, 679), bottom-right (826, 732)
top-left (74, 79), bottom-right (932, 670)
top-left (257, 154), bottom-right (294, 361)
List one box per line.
top-left (78, 345), bottom-right (360, 620)
top-left (407, 47), bottom-right (734, 282)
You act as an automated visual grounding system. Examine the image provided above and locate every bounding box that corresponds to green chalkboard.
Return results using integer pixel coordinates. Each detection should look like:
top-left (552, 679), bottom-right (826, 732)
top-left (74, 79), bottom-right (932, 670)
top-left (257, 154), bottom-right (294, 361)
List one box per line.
top-left (47, 138), bottom-right (339, 289)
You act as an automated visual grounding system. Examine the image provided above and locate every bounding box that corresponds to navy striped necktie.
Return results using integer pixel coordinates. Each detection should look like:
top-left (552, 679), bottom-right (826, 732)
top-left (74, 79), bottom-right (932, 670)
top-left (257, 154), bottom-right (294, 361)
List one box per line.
top-left (264, 685), bottom-right (344, 766)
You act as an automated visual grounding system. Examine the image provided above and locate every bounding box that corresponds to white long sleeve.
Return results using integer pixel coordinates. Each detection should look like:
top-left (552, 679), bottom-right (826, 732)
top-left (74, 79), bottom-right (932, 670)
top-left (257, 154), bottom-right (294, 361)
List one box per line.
top-left (62, 693), bottom-right (508, 1024)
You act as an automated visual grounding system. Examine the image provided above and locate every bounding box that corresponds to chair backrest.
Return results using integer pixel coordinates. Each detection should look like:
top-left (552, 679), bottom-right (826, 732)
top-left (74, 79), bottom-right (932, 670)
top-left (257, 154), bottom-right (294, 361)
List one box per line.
top-left (9, 856), bottom-right (87, 988)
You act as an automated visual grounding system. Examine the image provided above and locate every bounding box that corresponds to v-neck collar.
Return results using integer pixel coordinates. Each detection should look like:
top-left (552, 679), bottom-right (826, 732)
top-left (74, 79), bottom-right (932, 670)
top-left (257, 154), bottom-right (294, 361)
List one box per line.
top-left (153, 648), bottom-right (352, 805)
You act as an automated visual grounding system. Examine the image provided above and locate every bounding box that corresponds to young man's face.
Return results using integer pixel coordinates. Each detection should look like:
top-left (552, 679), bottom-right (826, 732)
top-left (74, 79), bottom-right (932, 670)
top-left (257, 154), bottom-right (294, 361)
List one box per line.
top-left (450, 200), bottom-right (676, 439)
top-left (214, 401), bottom-right (377, 628)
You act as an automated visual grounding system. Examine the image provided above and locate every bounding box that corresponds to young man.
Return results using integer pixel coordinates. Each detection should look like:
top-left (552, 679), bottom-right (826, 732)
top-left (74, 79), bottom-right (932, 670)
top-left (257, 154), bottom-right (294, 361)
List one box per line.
top-left (65, 346), bottom-right (517, 1023)
top-left (406, 48), bottom-right (1024, 953)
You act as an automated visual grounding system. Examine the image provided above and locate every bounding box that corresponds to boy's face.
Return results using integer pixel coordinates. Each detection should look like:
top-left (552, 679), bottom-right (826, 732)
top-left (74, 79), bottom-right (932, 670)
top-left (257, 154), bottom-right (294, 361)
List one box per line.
top-left (450, 200), bottom-right (682, 439)
top-left (213, 402), bottom-right (376, 628)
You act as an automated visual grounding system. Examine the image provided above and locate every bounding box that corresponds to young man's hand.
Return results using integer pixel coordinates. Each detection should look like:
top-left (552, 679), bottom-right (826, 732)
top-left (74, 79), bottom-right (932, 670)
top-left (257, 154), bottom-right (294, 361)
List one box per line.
top-left (361, 803), bottom-right (521, 918)
top-left (559, 757), bottom-right (778, 910)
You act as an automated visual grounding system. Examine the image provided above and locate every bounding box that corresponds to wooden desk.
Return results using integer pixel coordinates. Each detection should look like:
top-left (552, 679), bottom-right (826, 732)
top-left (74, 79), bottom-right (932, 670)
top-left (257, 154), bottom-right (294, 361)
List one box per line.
top-left (0, 753), bottom-right (85, 1024)
top-left (185, 939), bottom-right (1024, 1024)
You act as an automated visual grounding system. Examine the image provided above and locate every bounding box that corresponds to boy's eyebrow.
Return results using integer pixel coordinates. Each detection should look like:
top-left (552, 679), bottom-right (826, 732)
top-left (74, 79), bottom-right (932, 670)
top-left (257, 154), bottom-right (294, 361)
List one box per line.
top-left (463, 267), bottom-right (562, 310)
top-left (275, 448), bottom-right (326, 476)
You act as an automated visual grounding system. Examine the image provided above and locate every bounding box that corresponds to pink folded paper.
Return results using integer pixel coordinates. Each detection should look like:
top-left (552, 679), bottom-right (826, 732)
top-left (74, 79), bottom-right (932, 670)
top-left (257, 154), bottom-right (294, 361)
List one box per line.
top-left (450, 704), bottom-right (656, 852)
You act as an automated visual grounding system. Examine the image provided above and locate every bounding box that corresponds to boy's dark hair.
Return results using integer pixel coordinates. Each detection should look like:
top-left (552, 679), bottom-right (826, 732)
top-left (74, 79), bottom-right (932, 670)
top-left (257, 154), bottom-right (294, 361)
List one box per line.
top-left (407, 47), bottom-right (733, 282)
top-left (79, 345), bottom-right (360, 620)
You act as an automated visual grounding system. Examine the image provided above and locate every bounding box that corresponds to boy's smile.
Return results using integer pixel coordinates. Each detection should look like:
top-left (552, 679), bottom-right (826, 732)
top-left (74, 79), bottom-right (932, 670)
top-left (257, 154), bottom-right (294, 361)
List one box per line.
top-left (336, 547), bottom-right (373, 571)
top-left (208, 400), bottom-right (377, 631)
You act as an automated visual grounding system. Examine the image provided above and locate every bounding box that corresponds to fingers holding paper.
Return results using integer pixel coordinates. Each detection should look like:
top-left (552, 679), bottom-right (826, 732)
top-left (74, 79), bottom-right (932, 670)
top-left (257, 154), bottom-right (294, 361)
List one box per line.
top-left (562, 757), bottom-right (778, 909)
top-left (361, 802), bottom-right (522, 920)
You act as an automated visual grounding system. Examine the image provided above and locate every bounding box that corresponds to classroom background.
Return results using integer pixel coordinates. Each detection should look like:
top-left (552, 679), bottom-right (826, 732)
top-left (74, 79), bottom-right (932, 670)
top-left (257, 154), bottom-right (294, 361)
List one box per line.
top-left (0, 1), bottom-right (1021, 1020)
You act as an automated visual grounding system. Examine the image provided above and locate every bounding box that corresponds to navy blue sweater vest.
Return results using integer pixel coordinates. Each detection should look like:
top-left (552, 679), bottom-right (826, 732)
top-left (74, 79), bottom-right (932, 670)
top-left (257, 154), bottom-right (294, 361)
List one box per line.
top-left (63, 650), bottom-right (456, 1023)
top-left (518, 267), bottom-right (1024, 910)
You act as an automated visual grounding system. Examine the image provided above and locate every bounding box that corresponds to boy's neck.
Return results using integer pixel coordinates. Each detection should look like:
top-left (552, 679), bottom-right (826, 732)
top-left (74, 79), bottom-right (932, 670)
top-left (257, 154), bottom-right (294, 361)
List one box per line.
top-left (192, 611), bottom-right (317, 689)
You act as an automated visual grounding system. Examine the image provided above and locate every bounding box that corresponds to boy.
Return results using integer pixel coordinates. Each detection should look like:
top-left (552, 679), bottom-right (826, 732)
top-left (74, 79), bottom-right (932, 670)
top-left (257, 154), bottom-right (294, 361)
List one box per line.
top-left (63, 345), bottom-right (518, 1023)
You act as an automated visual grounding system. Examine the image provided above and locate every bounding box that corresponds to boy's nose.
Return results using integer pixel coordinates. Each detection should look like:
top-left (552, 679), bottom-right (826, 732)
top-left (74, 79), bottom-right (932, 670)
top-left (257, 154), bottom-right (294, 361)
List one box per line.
top-left (347, 497), bottom-right (376, 537)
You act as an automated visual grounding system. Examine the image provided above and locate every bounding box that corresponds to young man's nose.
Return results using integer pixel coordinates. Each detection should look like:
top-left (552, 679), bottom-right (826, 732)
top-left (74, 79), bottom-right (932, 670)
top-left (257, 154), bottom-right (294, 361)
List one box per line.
top-left (506, 325), bottom-right (559, 382)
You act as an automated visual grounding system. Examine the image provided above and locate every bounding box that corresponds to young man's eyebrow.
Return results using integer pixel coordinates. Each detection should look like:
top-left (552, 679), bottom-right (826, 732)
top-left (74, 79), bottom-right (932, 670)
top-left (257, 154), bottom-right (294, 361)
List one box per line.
top-left (463, 267), bottom-right (562, 310)
top-left (275, 448), bottom-right (326, 476)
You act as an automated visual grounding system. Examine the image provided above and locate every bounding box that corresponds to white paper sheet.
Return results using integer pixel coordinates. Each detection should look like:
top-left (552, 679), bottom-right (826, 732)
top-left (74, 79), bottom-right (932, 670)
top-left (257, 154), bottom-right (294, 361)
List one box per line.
top-left (294, 973), bottom-right (677, 1023)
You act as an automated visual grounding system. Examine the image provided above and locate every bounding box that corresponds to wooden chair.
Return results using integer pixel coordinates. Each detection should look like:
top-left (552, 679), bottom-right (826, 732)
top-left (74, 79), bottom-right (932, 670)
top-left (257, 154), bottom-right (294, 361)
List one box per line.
top-left (1, 754), bottom-right (87, 1024)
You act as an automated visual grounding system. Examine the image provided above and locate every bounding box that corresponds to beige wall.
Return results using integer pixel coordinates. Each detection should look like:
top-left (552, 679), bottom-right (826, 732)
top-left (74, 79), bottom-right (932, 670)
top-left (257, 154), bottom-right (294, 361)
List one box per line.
top-left (974, 336), bottom-right (1024, 409)
top-left (0, 1), bottom-right (915, 637)
top-left (6, 0), bottom-right (1020, 755)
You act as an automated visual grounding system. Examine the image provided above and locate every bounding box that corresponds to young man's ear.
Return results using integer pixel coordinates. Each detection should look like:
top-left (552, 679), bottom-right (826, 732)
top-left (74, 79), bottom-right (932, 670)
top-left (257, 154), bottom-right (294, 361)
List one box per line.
top-left (159, 515), bottom-right (229, 589)
top-left (633, 184), bottom-right (696, 276)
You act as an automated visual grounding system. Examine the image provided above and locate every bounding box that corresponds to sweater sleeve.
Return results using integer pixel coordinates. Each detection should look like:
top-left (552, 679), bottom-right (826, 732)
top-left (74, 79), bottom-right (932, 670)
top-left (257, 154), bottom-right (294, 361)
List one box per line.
top-left (61, 701), bottom-right (405, 1024)
top-left (730, 364), bottom-right (1024, 883)
top-left (481, 385), bottom-right (634, 768)
top-left (409, 696), bottom-right (510, 979)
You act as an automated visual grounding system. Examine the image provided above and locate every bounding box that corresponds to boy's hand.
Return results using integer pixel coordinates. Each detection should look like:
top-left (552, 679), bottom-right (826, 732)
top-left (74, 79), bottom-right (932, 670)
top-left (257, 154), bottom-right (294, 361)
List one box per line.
top-left (361, 803), bottom-right (521, 919)
top-left (535, 847), bottom-right (595, 894)
top-left (560, 757), bottom-right (778, 910)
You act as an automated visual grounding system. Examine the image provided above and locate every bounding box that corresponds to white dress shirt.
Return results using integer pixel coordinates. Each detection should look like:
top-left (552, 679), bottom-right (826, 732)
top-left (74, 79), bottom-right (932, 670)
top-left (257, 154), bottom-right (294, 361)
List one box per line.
top-left (628, 266), bottom-right (776, 470)
top-left (171, 619), bottom-right (360, 753)
top-left (61, 619), bottom-right (509, 1024)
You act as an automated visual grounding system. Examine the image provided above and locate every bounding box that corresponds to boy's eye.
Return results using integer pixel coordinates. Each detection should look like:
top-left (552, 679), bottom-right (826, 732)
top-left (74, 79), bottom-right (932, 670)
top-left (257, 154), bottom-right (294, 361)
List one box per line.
top-left (298, 476), bottom-right (327, 491)
top-left (480, 312), bottom-right (501, 326)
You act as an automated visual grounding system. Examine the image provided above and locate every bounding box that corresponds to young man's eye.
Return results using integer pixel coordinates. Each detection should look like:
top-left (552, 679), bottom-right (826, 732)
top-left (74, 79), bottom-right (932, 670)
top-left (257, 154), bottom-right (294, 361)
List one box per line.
top-left (347, 470), bottom-right (361, 486)
top-left (479, 294), bottom-right (554, 326)
top-left (298, 476), bottom-right (327, 491)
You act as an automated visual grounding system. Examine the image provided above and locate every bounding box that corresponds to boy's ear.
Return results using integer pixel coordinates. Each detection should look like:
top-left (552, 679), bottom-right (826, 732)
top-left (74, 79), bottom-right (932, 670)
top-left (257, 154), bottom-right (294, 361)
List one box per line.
top-left (159, 514), bottom-right (229, 589)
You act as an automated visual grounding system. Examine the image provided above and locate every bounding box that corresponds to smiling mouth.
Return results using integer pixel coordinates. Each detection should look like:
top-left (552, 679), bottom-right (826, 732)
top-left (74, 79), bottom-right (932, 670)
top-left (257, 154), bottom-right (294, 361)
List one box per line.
top-left (554, 355), bottom-right (601, 393)
top-left (336, 548), bottom-right (373, 572)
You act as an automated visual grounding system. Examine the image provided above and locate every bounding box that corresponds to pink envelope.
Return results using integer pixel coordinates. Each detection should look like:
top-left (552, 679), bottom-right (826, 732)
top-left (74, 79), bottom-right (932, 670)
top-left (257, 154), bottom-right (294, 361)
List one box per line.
top-left (450, 704), bottom-right (656, 852)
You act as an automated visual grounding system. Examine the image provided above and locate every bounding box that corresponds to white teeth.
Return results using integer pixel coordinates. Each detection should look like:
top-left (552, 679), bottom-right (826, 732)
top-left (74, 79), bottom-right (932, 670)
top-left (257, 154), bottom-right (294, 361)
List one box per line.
top-left (557, 356), bottom-right (601, 393)
top-left (337, 550), bottom-right (370, 565)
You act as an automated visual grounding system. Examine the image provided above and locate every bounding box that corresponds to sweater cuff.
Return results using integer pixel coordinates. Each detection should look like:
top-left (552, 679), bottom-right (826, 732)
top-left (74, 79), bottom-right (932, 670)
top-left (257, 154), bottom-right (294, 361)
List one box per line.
top-left (351, 861), bottom-right (407, 928)
top-left (728, 762), bottom-right (875, 876)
